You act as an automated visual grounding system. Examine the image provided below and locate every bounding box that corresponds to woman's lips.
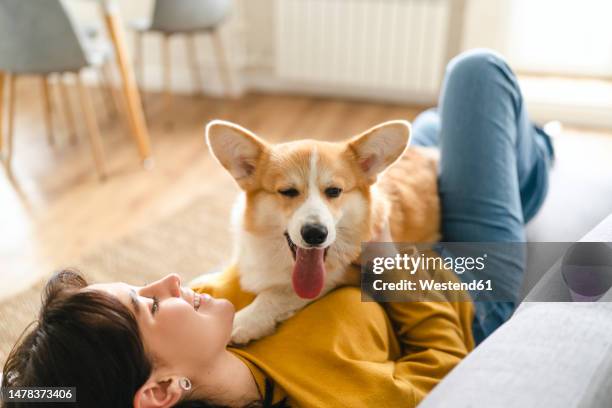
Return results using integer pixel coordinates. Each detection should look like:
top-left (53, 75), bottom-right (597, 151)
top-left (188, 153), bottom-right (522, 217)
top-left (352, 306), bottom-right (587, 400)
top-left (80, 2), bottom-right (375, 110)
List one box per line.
top-left (194, 293), bottom-right (201, 311)
top-left (194, 293), bottom-right (212, 311)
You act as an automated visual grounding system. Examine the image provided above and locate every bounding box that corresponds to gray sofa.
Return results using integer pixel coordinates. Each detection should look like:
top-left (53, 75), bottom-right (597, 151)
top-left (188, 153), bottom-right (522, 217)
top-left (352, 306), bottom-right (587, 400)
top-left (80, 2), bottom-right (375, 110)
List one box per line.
top-left (420, 213), bottom-right (612, 408)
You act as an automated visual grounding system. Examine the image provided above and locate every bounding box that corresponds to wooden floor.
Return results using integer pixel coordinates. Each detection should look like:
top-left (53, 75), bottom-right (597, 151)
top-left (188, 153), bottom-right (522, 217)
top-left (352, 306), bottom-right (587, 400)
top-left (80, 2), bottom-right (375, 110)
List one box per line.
top-left (0, 78), bottom-right (426, 299)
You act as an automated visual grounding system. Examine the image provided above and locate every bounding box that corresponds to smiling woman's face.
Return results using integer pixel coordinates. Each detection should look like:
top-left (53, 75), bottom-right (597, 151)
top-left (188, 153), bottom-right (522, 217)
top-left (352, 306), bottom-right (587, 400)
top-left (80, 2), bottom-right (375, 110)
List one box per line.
top-left (88, 274), bottom-right (234, 370)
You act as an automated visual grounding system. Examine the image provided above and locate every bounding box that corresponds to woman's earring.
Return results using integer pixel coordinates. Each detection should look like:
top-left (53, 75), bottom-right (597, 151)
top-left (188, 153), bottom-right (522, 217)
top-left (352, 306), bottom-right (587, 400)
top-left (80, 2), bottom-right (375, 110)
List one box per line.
top-left (179, 377), bottom-right (192, 391)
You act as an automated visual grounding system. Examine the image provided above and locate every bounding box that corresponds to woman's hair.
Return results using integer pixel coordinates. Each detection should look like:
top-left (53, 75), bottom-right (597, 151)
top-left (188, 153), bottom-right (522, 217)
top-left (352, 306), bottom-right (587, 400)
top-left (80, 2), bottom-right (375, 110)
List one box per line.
top-left (2, 269), bottom-right (285, 408)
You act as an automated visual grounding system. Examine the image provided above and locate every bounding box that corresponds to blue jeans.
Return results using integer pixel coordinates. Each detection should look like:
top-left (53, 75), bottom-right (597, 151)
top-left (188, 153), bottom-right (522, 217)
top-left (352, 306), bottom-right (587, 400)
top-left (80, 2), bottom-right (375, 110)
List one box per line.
top-left (411, 50), bottom-right (554, 344)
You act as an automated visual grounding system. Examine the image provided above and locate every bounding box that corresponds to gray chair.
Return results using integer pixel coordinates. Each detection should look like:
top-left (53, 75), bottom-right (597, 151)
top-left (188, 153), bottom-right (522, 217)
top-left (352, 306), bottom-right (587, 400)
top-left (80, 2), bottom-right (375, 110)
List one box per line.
top-left (0, 0), bottom-right (113, 179)
top-left (129, 0), bottom-right (234, 101)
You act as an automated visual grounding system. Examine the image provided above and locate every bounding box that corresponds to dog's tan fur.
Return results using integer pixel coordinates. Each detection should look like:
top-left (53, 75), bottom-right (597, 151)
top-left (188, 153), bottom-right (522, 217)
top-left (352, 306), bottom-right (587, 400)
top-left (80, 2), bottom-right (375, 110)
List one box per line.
top-left (206, 120), bottom-right (439, 344)
top-left (375, 147), bottom-right (440, 243)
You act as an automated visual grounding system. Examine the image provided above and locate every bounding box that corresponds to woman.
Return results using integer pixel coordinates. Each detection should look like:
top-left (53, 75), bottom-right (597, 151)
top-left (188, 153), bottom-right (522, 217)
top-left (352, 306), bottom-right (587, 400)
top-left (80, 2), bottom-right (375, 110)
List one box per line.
top-left (2, 49), bottom-right (553, 407)
top-left (3, 266), bottom-right (473, 407)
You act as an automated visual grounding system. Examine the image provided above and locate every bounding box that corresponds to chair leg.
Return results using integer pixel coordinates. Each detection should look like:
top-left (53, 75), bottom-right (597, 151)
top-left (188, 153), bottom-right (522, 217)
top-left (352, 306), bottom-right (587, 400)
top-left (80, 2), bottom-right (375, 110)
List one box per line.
top-left (134, 31), bottom-right (146, 107)
top-left (162, 33), bottom-right (172, 109)
top-left (76, 73), bottom-right (107, 180)
top-left (59, 74), bottom-right (78, 144)
top-left (101, 63), bottom-right (126, 117)
top-left (96, 68), bottom-right (114, 120)
top-left (41, 75), bottom-right (55, 146)
top-left (134, 31), bottom-right (146, 110)
top-left (0, 71), bottom-right (5, 153)
top-left (5, 74), bottom-right (16, 171)
top-left (101, 63), bottom-right (130, 134)
top-left (103, 10), bottom-right (152, 163)
top-left (187, 34), bottom-right (203, 95)
top-left (211, 28), bottom-right (233, 97)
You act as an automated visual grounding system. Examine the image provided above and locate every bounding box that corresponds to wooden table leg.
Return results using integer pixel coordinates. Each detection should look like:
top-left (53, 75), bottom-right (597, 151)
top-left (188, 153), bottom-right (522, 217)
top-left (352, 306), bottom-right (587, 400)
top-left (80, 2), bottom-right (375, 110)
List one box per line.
top-left (101, 5), bottom-right (152, 166)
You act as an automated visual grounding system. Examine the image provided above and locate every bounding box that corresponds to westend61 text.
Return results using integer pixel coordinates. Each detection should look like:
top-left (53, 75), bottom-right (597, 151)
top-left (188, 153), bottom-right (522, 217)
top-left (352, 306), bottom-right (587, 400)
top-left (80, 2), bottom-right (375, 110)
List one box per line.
top-left (373, 279), bottom-right (493, 292)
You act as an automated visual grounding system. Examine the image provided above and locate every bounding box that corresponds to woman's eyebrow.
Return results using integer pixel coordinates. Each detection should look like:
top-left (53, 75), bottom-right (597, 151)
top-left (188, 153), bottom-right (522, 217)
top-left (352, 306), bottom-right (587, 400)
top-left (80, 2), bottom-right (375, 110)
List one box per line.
top-left (129, 288), bottom-right (141, 315)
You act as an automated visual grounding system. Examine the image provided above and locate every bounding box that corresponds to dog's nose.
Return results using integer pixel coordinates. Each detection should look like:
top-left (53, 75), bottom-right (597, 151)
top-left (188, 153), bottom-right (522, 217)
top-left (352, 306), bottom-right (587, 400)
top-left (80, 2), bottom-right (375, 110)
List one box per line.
top-left (301, 224), bottom-right (328, 246)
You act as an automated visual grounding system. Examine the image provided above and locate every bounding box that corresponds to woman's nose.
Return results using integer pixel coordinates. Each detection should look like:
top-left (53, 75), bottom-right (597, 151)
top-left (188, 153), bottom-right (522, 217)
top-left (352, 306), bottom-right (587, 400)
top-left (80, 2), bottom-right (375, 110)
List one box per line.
top-left (161, 273), bottom-right (182, 297)
top-left (143, 273), bottom-right (182, 298)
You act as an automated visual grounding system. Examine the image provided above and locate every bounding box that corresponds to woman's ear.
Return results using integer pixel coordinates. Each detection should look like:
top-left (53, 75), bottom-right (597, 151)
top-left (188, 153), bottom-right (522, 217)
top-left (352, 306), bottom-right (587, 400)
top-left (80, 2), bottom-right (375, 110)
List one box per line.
top-left (347, 120), bottom-right (411, 184)
top-left (133, 377), bottom-right (183, 408)
top-left (205, 120), bottom-right (268, 190)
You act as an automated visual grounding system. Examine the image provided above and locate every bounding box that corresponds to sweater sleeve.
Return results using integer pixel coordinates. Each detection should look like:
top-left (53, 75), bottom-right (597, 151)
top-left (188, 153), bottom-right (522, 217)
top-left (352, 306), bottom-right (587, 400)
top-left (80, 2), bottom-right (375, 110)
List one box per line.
top-left (384, 300), bottom-right (473, 401)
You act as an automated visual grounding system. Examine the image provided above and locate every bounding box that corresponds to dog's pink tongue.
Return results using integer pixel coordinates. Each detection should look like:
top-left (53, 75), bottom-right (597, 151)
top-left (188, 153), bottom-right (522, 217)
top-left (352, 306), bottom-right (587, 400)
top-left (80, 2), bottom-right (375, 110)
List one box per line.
top-left (292, 247), bottom-right (326, 299)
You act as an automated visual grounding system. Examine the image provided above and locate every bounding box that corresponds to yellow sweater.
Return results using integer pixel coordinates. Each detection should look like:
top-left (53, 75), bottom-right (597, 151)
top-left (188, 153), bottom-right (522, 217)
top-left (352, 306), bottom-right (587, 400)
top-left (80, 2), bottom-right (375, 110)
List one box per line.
top-left (192, 263), bottom-right (474, 407)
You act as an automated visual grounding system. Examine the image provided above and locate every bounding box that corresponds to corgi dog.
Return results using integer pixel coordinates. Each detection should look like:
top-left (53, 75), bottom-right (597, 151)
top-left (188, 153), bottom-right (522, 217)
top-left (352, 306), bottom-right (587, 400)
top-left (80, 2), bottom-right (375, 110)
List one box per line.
top-left (206, 119), bottom-right (440, 344)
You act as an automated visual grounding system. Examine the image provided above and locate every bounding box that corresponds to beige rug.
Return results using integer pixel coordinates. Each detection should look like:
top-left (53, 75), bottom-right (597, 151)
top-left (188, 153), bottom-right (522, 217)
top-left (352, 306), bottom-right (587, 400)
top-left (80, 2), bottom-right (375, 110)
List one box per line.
top-left (0, 191), bottom-right (237, 366)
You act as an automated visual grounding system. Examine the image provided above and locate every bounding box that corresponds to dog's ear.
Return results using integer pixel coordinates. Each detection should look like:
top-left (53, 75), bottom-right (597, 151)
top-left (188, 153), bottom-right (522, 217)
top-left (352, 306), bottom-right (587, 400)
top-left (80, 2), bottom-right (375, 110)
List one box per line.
top-left (347, 120), bottom-right (411, 184)
top-left (206, 120), bottom-right (267, 189)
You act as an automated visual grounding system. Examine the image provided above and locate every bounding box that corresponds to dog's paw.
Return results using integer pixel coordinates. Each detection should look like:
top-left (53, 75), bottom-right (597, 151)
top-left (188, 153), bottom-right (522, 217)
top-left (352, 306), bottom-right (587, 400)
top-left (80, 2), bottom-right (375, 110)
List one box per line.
top-left (230, 310), bottom-right (276, 346)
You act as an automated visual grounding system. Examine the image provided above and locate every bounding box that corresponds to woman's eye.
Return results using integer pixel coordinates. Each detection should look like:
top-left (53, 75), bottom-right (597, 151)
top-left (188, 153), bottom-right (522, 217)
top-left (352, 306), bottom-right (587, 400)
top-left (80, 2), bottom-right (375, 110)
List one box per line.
top-left (278, 188), bottom-right (299, 197)
top-left (151, 296), bottom-right (159, 315)
top-left (325, 187), bottom-right (342, 198)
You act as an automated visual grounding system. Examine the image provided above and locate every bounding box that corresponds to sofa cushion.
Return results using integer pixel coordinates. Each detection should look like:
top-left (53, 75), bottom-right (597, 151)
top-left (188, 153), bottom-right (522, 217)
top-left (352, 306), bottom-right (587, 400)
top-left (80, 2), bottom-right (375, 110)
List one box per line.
top-left (420, 302), bottom-right (612, 408)
top-left (420, 214), bottom-right (612, 408)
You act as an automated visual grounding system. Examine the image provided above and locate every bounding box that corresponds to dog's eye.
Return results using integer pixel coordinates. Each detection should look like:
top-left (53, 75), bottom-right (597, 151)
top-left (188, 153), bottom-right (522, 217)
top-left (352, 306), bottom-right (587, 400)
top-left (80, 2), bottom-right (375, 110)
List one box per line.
top-left (325, 187), bottom-right (343, 198)
top-left (278, 188), bottom-right (299, 197)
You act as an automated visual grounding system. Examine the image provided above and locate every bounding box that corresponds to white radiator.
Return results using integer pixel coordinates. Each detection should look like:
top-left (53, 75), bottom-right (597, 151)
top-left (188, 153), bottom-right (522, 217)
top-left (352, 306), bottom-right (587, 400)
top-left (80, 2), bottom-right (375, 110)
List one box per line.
top-left (274, 0), bottom-right (459, 101)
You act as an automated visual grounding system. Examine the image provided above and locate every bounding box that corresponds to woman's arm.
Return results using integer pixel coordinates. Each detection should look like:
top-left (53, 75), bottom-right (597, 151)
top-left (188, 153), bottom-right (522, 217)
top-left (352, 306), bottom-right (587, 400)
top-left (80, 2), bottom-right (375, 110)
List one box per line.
top-left (384, 299), bottom-right (474, 400)
top-left (370, 222), bottom-right (475, 401)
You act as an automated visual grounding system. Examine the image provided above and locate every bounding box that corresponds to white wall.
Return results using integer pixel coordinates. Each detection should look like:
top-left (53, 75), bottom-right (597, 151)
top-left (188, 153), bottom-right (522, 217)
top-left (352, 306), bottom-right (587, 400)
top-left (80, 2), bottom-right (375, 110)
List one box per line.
top-left (506, 0), bottom-right (612, 77)
top-left (63, 0), bottom-right (512, 95)
top-left (62, 0), bottom-right (612, 128)
top-left (461, 0), bottom-right (512, 52)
